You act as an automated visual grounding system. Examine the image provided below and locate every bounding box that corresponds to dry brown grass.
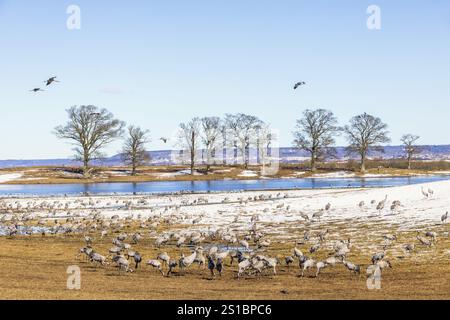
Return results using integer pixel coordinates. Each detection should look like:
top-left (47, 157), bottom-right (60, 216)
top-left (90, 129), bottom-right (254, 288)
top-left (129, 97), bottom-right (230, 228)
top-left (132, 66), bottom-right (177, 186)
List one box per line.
top-left (1, 166), bottom-right (257, 185)
top-left (1, 163), bottom-right (448, 185)
top-left (1, 219), bottom-right (449, 300)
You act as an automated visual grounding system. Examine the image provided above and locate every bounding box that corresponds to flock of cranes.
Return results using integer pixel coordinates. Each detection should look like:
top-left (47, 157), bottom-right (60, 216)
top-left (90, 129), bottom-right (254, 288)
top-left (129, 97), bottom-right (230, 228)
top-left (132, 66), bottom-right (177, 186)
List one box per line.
top-left (1, 184), bottom-right (447, 287)
top-left (29, 78), bottom-right (304, 93)
top-left (29, 76), bottom-right (59, 93)
top-left (421, 187), bottom-right (435, 199)
top-left (27, 78), bottom-right (303, 146)
top-left (73, 209), bottom-right (442, 280)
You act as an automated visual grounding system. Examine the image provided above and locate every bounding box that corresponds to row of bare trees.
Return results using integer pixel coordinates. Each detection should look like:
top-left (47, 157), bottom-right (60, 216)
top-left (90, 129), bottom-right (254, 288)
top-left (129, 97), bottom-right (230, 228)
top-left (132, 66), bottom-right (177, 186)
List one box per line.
top-left (177, 114), bottom-right (272, 174)
top-left (54, 107), bottom-right (272, 177)
top-left (54, 106), bottom-right (150, 177)
top-left (54, 105), bottom-right (422, 177)
top-left (292, 109), bottom-right (421, 172)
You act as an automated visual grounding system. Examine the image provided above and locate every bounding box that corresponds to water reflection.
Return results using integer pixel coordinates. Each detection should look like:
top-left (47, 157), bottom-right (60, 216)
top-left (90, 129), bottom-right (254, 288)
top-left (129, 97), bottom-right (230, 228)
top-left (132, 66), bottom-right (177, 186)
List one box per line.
top-left (0, 175), bottom-right (448, 197)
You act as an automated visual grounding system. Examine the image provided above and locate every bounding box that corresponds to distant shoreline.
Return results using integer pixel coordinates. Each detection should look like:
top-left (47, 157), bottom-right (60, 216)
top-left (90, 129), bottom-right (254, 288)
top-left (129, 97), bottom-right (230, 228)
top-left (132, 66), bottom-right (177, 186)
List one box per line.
top-left (1, 145), bottom-right (450, 169)
top-left (1, 164), bottom-right (450, 185)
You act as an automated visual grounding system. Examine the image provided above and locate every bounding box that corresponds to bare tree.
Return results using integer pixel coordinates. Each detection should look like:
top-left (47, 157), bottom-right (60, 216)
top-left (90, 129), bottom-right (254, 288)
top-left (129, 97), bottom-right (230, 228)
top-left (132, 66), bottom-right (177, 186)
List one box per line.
top-left (220, 124), bottom-right (228, 165)
top-left (54, 105), bottom-right (125, 177)
top-left (255, 124), bottom-right (278, 176)
top-left (343, 113), bottom-right (391, 173)
top-left (200, 117), bottom-right (222, 174)
top-left (292, 109), bottom-right (340, 172)
top-left (178, 118), bottom-right (201, 175)
top-left (225, 113), bottom-right (263, 169)
top-left (122, 126), bottom-right (151, 176)
top-left (401, 134), bottom-right (421, 170)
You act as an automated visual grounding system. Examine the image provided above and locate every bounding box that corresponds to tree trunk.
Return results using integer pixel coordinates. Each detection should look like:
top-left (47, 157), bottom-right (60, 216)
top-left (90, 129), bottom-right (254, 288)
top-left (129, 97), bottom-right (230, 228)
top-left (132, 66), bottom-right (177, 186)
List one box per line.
top-left (360, 154), bottom-right (366, 173)
top-left (83, 156), bottom-right (90, 178)
top-left (205, 146), bottom-right (211, 174)
top-left (310, 152), bottom-right (317, 172)
top-left (407, 155), bottom-right (412, 170)
top-left (190, 150), bottom-right (195, 175)
top-left (190, 131), bottom-right (195, 175)
top-left (131, 163), bottom-right (137, 176)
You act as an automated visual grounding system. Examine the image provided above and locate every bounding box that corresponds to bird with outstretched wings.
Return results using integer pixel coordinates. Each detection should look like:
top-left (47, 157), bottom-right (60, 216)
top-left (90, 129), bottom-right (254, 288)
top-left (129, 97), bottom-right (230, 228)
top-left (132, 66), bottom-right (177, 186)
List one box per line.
top-left (294, 81), bottom-right (306, 90)
top-left (45, 76), bottom-right (59, 86)
top-left (30, 88), bottom-right (44, 92)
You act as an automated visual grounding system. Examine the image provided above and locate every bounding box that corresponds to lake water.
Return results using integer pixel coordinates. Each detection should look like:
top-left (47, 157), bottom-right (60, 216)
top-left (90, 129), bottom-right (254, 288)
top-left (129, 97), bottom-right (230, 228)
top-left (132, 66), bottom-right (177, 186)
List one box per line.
top-left (0, 175), bottom-right (449, 197)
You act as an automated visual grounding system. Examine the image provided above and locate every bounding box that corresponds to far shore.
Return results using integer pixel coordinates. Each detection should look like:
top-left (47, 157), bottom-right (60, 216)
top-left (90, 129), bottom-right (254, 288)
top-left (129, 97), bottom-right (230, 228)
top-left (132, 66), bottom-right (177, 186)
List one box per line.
top-left (1, 163), bottom-right (449, 185)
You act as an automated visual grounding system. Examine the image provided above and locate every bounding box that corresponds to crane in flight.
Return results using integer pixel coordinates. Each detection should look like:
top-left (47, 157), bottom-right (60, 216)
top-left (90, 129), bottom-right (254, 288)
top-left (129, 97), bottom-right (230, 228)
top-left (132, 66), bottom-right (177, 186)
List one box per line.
top-left (30, 88), bottom-right (44, 93)
top-left (293, 81), bottom-right (306, 90)
top-left (45, 76), bottom-right (59, 86)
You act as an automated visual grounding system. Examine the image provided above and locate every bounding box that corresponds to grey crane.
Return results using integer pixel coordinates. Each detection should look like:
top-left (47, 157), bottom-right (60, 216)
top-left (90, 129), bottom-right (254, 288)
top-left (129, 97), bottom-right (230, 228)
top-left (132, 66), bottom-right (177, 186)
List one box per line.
top-left (403, 243), bottom-right (415, 253)
top-left (312, 210), bottom-right (325, 222)
top-left (216, 258), bottom-right (224, 276)
top-left (30, 88), bottom-right (44, 93)
top-left (371, 252), bottom-right (385, 264)
top-left (147, 259), bottom-right (165, 275)
top-left (134, 252), bottom-right (142, 269)
top-left (315, 261), bottom-right (328, 278)
top-left (421, 187), bottom-right (429, 199)
top-left (207, 255), bottom-right (216, 278)
top-left (285, 256), bottom-right (295, 268)
top-left (293, 81), bottom-right (306, 90)
top-left (376, 195), bottom-right (388, 213)
top-left (157, 252), bottom-right (171, 267)
top-left (343, 260), bottom-right (361, 274)
top-left (417, 235), bottom-right (432, 247)
top-left (45, 76), bottom-right (59, 86)
top-left (441, 211), bottom-right (448, 224)
top-left (167, 260), bottom-right (178, 276)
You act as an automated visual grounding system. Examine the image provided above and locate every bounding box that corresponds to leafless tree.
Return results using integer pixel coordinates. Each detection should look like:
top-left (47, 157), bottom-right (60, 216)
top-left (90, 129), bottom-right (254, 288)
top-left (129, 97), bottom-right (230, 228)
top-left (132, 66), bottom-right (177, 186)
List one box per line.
top-left (343, 113), bottom-right (391, 173)
top-left (178, 118), bottom-right (201, 175)
top-left (292, 109), bottom-right (340, 172)
top-left (200, 117), bottom-right (222, 174)
top-left (220, 124), bottom-right (228, 165)
top-left (54, 105), bottom-right (125, 177)
top-left (256, 124), bottom-right (278, 176)
top-left (401, 134), bottom-right (421, 170)
top-left (225, 113), bottom-right (263, 169)
top-left (122, 126), bottom-right (151, 176)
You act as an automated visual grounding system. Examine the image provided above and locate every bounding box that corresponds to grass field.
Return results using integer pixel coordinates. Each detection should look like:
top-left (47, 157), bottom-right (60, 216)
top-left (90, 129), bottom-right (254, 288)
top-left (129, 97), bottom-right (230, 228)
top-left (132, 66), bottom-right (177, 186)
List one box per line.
top-left (1, 160), bottom-right (449, 185)
top-left (0, 218), bottom-right (449, 300)
top-left (1, 179), bottom-right (449, 300)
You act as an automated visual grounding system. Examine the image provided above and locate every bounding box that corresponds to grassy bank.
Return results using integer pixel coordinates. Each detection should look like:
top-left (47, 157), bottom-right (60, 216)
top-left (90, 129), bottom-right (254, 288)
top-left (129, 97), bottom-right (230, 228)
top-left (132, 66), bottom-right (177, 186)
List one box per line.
top-left (0, 159), bottom-right (449, 185)
top-left (0, 219), bottom-right (449, 300)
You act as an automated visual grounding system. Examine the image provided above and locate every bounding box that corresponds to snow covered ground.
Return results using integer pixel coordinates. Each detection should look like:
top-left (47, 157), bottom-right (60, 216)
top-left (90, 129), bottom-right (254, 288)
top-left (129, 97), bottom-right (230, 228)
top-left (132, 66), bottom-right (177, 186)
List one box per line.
top-left (238, 170), bottom-right (258, 177)
top-left (0, 173), bottom-right (23, 183)
top-left (309, 171), bottom-right (356, 178)
top-left (307, 171), bottom-right (393, 179)
top-left (1, 179), bottom-right (448, 236)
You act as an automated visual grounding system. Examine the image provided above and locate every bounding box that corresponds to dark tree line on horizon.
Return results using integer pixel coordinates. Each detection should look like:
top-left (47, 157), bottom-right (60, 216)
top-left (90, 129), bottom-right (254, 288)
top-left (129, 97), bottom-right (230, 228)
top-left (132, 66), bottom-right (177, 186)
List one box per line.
top-left (54, 105), bottom-right (421, 176)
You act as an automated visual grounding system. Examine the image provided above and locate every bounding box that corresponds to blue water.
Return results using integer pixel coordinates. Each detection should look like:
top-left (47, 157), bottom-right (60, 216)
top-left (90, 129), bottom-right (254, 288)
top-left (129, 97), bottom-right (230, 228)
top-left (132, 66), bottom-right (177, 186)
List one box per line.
top-left (0, 175), bottom-right (449, 197)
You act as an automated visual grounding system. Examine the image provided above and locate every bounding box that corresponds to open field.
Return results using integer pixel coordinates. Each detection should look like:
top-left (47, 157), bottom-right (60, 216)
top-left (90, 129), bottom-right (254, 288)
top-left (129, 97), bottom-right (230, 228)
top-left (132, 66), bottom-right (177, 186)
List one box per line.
top-left (0, 180), bottom-right (449, 300)
top-left (1, 161), bottom-right (450, 185)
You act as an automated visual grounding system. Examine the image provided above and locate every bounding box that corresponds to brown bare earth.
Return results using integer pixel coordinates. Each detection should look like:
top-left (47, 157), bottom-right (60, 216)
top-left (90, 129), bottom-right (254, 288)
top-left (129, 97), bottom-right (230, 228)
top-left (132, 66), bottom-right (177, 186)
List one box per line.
top-left (1, 220), bottom-right (449, 300)
top-left (1, 165), bottom-right (449, 300)
top-left (1, 163), bottom-right (449, 185)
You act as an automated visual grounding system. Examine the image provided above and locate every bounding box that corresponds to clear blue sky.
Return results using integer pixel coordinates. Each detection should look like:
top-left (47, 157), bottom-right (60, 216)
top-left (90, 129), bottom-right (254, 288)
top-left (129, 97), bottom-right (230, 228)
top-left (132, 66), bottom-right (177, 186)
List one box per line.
top-left (0, 0), bottom-right (449, 159)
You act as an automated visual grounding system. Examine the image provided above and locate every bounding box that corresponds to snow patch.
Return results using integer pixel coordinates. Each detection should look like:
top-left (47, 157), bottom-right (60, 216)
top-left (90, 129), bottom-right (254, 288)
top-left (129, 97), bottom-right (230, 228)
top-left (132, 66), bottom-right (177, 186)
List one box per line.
top-left (310, 171), bottom-right (355, 178)
top-left (238, 170), bottom-right (258, 177)
top-left (0, 173), bottom-right (23, 183)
